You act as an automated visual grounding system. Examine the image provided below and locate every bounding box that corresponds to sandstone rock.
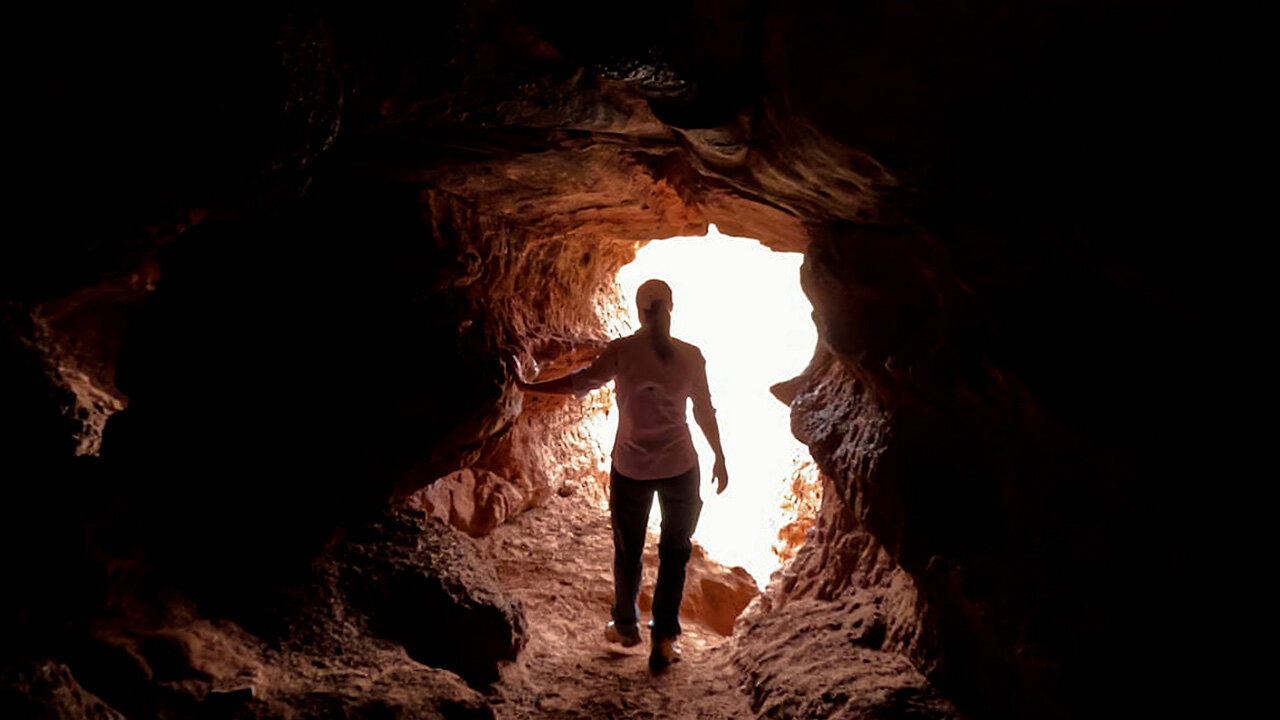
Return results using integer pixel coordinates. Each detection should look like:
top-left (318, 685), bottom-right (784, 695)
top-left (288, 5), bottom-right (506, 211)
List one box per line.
top-left (2, 3), bottom-right (1256, 718)
top-left (81, 615), bottom-right (495, 720)
top-left (0, 307), bottom-right (110, 661)
top-left (30, 265), bottom-right (157, 456)
top-left (693, 565), bottom-right (760, 637)
top-left (0, 660), bottom-right (126, 720)
top-left (326, 511), bottom-right (527, 688)
top-left (58, 511), bottom-right (518, 719)
top-left (407, 468), bottom-right (534, 538)
top-left (733, 598), bottom-right (962, 720)
top-left (760, 472), bottom-right (929, 667)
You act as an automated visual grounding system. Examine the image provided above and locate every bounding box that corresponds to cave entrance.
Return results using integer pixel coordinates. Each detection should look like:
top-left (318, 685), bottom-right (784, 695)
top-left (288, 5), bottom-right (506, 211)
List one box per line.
top-left (593, 225), bottom-right (821, 585)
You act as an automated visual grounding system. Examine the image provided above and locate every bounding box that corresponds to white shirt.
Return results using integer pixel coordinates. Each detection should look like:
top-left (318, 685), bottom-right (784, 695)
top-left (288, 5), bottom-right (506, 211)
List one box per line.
top-left (570, 330), bottom-right (714, 480)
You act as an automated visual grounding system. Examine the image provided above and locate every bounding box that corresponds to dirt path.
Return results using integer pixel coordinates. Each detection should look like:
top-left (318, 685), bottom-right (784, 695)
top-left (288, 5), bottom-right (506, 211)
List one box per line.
top-left (482, 491), bottom-right (756, 720)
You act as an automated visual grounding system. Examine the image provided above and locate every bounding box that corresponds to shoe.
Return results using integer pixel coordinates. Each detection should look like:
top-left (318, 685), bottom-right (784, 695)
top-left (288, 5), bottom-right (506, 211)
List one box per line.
top-left (604, 621), bottom-right (641, 647)
top-left (648, 636), bottom-right (682, 672)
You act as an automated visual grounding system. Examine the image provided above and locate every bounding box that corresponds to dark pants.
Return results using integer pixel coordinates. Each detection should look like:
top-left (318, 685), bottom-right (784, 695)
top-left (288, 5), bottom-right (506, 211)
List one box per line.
top-left (610, 463), bottom-right (702, 640)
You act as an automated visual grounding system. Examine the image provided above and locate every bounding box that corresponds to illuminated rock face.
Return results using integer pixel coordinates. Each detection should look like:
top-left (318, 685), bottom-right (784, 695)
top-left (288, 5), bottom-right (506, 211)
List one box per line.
top-left (1, 2), bottom-right (1253, 719)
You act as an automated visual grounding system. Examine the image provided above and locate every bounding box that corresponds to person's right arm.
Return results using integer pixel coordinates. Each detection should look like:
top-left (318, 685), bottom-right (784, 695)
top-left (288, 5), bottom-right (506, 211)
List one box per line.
top-left (512, 372), bottom-right (576, 395)
top-left (511, 341), bottom-right (618, 396)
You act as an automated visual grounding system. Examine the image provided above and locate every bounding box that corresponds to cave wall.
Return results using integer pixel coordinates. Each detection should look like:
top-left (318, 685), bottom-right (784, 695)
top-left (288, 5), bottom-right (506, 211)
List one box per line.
top-left (749, 3), bottom-right (1259, 716)
top-left (1, 1), bottom-right (1260, 718)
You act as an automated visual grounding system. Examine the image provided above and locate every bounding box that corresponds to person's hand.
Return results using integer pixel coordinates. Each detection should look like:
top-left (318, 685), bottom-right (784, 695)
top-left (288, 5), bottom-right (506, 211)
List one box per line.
top-left (508, 354), bottom-right (535, 390)
top-left (712, 454), bottom-right (728, 494)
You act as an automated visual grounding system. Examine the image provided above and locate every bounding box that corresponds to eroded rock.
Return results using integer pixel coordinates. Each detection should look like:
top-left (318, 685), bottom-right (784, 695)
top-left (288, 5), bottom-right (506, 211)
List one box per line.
top-left (408, 468), bottom-right (533, 538)
top-left (53, 511), bottom-right (520, 719)
top-left (0, 661), bottom-right (126, 720)
top-left (81, 614), bottom-right (496, 720)
top-left (327, 511), bottom-right (527, 687)
top-left (733, 598), bottom-right (962, 720)
top-left (2, 2), bottom-right (1255, 718)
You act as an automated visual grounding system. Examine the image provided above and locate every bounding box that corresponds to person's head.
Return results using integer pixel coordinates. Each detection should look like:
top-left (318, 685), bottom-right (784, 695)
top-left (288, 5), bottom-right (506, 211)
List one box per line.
top-left (636, 279), bottom-right (673, 334)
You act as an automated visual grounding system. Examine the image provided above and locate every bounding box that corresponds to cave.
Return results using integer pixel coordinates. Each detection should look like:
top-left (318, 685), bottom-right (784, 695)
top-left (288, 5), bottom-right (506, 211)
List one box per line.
top-left (0, 3), bottom-right (1259, 719)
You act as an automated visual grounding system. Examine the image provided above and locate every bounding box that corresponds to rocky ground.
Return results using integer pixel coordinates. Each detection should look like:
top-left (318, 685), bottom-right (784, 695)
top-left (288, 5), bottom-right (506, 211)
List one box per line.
top-left (482, 489), bottom-right (755, 720)
top-left (0, 481), bottom-right (959, 720)
top-left (481, 489), bottom-right (960, 720)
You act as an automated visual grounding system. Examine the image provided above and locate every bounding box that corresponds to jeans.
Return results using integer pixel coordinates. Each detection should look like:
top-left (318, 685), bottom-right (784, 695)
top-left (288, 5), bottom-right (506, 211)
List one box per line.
top-left (609, 463), bottom-right (702, 640)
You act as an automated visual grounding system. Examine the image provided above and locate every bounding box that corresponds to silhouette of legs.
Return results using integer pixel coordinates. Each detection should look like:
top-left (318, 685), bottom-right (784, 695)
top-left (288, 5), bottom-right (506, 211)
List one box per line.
top-left (651, 464), bottom-right (701, 640)
top-left (609, 464), bottom-right (702, 641)
top-left (610, 466), bottom-right (654, 632)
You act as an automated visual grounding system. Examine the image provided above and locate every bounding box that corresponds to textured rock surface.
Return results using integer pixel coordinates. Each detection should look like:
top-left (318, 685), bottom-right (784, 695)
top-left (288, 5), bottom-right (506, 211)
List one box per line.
top-left (482, 490), bottom-right (764, 718)
top-left (80, 612), bottom-right (495, 720)
top-left (325, 511), bottom-right (527, 688)
top-left (27, 266), bottom-right (155, 456)
top-left (2, 2), bottom-right (1259, 718)
top-left (755, 473), bottom-right (929, 666)
top-left (54, 511), bottom-right (517, 719)
top-left (734, 598), bottom-right (962, 720)
top-left (404, 368), bottom-right (617, 539)
top-left (409, 468), bottom-right (538, 539)
top-left (0, 661), bottom-right (125, 720)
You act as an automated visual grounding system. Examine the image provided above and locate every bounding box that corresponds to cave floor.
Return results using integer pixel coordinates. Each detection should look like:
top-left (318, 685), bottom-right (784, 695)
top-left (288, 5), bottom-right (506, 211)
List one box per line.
top-left (481, 490), bottom-right (755, 720)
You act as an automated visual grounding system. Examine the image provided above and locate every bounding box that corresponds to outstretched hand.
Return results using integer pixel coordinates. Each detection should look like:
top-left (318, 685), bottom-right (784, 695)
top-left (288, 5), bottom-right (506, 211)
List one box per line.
top-left (507, 354), bottom-right (535, 390)
top-left (712, 455), bottom-right (728, 494)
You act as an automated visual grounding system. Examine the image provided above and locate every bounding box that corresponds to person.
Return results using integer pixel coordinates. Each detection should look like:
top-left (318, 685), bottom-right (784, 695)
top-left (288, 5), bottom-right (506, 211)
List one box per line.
top-left (511, 278), bottom-right (728, 672)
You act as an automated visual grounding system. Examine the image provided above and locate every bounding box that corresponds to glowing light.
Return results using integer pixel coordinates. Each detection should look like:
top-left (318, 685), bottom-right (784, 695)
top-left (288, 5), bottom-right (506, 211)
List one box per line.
top-left (597, 225), bottom-right (819, 585)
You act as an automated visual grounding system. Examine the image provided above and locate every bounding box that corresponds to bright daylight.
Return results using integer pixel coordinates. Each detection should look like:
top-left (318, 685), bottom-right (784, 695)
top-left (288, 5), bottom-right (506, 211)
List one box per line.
top-left (592, 224), bottom-right (820, 585)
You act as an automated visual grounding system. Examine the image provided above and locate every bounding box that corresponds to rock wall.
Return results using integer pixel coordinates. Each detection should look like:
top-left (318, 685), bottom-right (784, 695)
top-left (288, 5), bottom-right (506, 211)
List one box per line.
top-left (2, 2), bottom-right (1259, 718)
top-left (47, 511), bottom-right (514, 719)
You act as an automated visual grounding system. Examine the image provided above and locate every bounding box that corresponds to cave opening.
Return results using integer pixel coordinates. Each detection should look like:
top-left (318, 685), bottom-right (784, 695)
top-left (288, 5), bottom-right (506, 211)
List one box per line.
top-left (591, 224), bottom-right (821, 585)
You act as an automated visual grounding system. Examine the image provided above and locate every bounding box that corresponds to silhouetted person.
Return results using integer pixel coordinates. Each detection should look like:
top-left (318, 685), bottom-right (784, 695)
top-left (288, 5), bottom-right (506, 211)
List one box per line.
top-left (512, 279), bottom-right (728, 672)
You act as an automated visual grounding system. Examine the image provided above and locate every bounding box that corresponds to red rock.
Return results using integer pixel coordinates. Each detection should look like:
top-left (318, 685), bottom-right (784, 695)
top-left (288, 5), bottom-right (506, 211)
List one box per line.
top-left (2, 3), bottom-right (1252, 718)
top-left (0, 661), bottom-right (126, 720)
